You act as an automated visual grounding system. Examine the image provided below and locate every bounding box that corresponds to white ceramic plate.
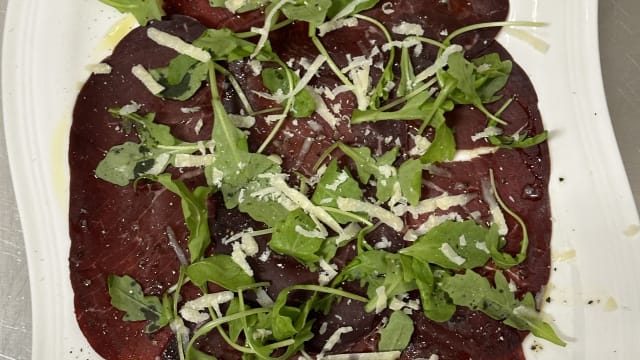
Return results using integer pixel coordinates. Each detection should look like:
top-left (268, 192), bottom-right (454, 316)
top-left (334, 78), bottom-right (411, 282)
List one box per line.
top-left (3, 0), bottom-right (640, 359)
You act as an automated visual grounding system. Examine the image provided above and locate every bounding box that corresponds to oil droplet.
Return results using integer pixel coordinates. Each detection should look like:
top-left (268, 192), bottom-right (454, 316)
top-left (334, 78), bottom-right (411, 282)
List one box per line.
top-left (522, 184), bottom-right (542, 200)
top-left (51, 115), bottom-right (71, 210)
top-left (92, 14), bottom-right (138, 60)
top-left (604, 297), bottom-right (618, 312)
top-left (552, 248), bottom-right (576, 262)
top-left (624, 224), bottom-right (640, 237)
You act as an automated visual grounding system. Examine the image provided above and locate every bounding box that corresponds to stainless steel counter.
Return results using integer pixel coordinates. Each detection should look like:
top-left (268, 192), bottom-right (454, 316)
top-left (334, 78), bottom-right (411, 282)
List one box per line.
top-left (1, 1), bottom-right (639, 359)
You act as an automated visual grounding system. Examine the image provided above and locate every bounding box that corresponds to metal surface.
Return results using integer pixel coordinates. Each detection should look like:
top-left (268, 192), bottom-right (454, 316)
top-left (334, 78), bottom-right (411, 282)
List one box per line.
top-left (0, 1), bottom-right (639, 359)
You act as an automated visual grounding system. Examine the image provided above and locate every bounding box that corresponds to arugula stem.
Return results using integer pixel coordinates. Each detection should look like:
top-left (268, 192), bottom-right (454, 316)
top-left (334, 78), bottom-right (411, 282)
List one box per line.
top-left (407, 35), bottom-right (447, 50)
top-left (208, 62), bottom-right (243, 162)
top-left (172, 268), bottom-right (187, 360)
top-left (377, 78), bottom-right (438, 112)
top-left (321, 206), bottom-right (373, 226)
top-left (442, 21), bottom-right (546, 49)
top-left (418, 80), bottom-right (457, 134)
top-left (213, 63), bottom-right (254, 115)
top-left (310, 35), bottom-right (354, 89)
top-left (353, 14), bottom-right (396, 106)
top-left (281, 284), bottom-right (369, 303)
top-left (236, 19), bottom-right (295, 39)
top-left (187, 308), bottom-right (272, 355)
top-left (488, 169), bottom-right (529, 267)
top-left (256, 60), bottom-right (294, 153)
top-left (312, 142), bottom-right (339, 172)
top-left (494, 97), bottom-right (514, 118)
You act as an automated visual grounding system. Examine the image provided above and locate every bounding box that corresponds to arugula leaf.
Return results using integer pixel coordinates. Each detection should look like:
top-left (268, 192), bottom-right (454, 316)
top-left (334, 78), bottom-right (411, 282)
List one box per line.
top-left (196, 28), bottom-right (275, 62)
top-left (441, 270), bottom-right (566, 346)
top-left (471, 54), bottom-right (512, 102)
top-left (311, 159), bottom-right (363, 223)
top-left (327, 0), bottom-right (379, 18)
top-left (400, 220), bottom-right (499, 270)
top-left (412, 259), bottom-right (456, 322)
top-left (262, 67), bottom-right (316, 117)
top-left (489, 130), bottom-right (548, 149)
top-left (420, 123), bottom-right (456, 164)
top-left (96, 142), bottom-right (171, 186)
top-left (151, 58), bottom-right (209, 100)
top-left (269, 209), bottom-right (325, 267)
top-left (153, 174), bottom-right (212, 262)
top-left (99, 0), bottom-right (165, 25)
top-left (336, 250), bottom-right (417, 313)
top-left (282, 0), bottom-right (331, 25)
top-left (397, 46), bottom-right (416, 98)
top-left (397, 159), bottom-right (422, 206)
top-left (208, 0), bottom-right (269, 13)
top-left (117, 111), bottom-right (176, 146)
top-left (108, 274), bottom-right (171, 333)
top-left (378, 310), bottom-right (414, 352)
top-left (187, 255), bottom-right (255, 290)
top-left (95, 110), bottom-right (192, 186)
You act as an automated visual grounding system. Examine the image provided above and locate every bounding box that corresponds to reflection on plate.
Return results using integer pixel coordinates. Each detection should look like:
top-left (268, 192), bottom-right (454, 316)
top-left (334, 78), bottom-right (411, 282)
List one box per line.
top-left (2, 0), bottom-right (639, 358)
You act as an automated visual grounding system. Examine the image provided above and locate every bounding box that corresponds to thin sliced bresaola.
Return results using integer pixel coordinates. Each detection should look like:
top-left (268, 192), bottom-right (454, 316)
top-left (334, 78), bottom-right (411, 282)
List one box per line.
top-left (69, 1), bottom-right (551, 359)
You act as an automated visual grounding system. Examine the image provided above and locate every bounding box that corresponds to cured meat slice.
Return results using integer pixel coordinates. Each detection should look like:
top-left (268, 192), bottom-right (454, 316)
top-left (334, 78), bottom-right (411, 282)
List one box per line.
top-left (69, 1), bottom-right (552, 359)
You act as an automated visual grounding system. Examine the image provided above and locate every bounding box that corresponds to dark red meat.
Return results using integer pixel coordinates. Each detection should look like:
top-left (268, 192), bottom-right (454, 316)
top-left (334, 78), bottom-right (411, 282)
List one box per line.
top-left (69, 1), bottom-right (551, 359)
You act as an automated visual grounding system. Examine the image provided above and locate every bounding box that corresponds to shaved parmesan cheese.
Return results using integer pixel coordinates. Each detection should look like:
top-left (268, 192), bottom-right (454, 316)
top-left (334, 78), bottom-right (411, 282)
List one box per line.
top-left (393, 193), bottom-right (473, 217)
top-left (374, 236), bottom-right (392, 250)
top-left (309, 89), bottom-right (340, 128)
top-left (347, 60), bottom-right (372, 111)
top-left (326, 171), bottom-right (349, 191)
top-left (248, 59), bottom-right (263, 76)
top-left (409, 134), bottom-right (432, 156)
top-left (131, 64), bottom-right (165, 95)
top-left (322, 352), bottom-right (401, 360)
top-left (392, 22), bottom-right (425, 36)
top-left (440, 243), bottom-right (466, 266)
top-left (381, 39), bottom-right (421, 52)
top-left (413, 45), bottom-right (462, 86)
top-left (147, 28), bottom-right (211, 63)
top-left (210, 167), bottom-right (224, 187)
top-left (375, 286), bottom-right (388, 313)
top-left (318, 259), bottom-right (339, 286)
top-left (174, 154), bottom-right (216, 168)
top-left (232, 242), bottom-right (254, 276)
top-left (87, 62), bottom-right (112, 74)
top-left (377, 165), bottom-right (397, 178)
top-left (228, 114), bottom-right (256, 128)
top-left (317, 17), bottom-right (359, 37)
top-left (337, 198), bottom-right (403, 232)
top-left (270, 174), bottom-right (345, 237)
top-left (225, 0), bottom-right (249, 13)
top-left (475, 241), bottom-right (490, 254)
top-left (404, 212), bottom-right (463, 241)
top-left (181, 106), bottom-right (201, 114)
top-left (471, 126), bottom-right (503, 141)
top-left (255, 287), bottom-right (274, 308)
top-left (320, 327), bottom-right (353, 356)
top-left (180, 291), bottom-right (234, 323)
top-left (482, 179), bottom-right (508, 235)
top-left (335, 222), bottom-right (362, 245)
top-left (119, 101), bottom-right (141, 116)
top-left (241, 233), bottom-right (259, 256)
top-left (450, 147), bottom-right (499, 162)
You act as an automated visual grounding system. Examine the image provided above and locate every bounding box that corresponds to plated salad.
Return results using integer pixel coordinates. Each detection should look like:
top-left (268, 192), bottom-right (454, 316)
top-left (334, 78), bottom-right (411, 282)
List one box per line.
top-left (68, 0), bottom-right (562, 359)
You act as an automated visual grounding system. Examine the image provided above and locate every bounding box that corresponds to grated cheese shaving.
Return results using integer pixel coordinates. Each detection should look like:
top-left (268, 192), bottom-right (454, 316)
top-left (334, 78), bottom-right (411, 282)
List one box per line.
top-left (147, 28), bottom-right (211, 63)
top-left (131, 64), bottom-right (165, 95)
